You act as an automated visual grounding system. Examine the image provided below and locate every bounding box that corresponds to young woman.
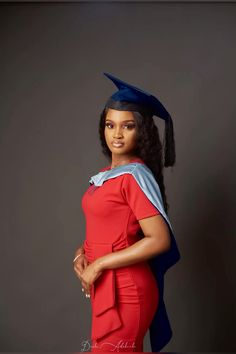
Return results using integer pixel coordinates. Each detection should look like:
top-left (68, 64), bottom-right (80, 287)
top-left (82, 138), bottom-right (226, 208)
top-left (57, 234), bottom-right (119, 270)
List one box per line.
top-left (73, 73), bottom-right (181, 352)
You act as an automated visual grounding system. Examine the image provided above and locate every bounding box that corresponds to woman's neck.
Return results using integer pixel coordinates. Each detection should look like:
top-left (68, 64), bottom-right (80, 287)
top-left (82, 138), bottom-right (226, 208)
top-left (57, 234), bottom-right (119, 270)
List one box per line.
top-left (110, 156), bottom-right (144, 169)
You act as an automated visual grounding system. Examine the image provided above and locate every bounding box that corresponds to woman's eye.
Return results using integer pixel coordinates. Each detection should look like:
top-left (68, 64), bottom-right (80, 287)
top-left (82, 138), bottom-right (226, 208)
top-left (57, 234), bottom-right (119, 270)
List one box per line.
top-left (105, 123), bottom-right (113, 128)
top-left (124, 124), bottom-right (135, 129)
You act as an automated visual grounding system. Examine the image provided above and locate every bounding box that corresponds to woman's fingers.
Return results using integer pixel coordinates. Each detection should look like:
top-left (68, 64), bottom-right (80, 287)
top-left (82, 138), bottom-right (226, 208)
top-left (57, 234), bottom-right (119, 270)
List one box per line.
top-left (81, 279), bottom-right (90, 297)
top-left (73, 256), bottom-right (90, 296)
top-left (74, 260), bottom-right (84, 275)
top-left (83, 258), bottom-right (89, 268)
top-left (73, 256), bottom-right (87, 278)
top-left (75, 272), bottom-right (90, 296)
top-left (74, 258), bottom-right (90, 280)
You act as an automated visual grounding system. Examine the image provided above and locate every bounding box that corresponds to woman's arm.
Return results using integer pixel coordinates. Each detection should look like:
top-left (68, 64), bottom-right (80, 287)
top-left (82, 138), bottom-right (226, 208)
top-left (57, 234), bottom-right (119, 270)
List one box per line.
top-left (94, 214), bottom-right (171, 272)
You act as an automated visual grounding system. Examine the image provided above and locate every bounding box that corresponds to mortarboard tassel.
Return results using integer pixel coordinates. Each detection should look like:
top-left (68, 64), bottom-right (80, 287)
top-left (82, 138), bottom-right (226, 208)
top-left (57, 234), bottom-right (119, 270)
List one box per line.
top-left (164, 115), bottom-right (176, 167)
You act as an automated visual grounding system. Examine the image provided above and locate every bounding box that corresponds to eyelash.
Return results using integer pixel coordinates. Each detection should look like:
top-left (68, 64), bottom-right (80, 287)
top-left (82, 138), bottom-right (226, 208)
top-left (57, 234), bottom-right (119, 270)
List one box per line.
top-left (105, 123), bottom-right (135, 129)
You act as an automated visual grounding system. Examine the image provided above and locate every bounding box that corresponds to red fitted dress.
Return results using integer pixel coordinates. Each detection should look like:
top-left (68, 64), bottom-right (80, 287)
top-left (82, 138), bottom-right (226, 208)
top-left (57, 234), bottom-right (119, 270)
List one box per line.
top-left (81, 157), bottom-right (160, 352)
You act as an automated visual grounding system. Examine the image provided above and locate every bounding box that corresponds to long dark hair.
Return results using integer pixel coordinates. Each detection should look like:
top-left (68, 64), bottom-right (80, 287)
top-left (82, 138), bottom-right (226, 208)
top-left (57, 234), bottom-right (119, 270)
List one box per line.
top-left (98, 107), bottom-right (176, 216)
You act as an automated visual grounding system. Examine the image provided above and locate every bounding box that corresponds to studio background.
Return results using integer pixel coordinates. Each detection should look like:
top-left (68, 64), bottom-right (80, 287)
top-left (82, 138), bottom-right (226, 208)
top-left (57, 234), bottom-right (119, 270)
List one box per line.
top-left (0, 1), bottom-right (236, 351)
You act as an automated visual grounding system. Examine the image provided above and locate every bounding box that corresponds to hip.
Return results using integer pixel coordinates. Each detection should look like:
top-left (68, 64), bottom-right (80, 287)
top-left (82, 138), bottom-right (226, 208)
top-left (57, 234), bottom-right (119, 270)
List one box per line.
top-left (114, 261), bottom-right (159, 304)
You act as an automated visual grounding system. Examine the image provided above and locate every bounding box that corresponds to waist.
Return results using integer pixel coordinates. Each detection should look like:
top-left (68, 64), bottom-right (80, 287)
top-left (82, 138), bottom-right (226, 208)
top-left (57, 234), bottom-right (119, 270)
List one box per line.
top-left (83, 237), bottom-right (139, 262)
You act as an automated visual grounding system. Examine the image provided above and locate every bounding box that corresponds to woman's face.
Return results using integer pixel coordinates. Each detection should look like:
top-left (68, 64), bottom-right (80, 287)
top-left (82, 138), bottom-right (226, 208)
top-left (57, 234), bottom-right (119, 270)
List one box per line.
top-left (104, 108), bottom-right (138, 158)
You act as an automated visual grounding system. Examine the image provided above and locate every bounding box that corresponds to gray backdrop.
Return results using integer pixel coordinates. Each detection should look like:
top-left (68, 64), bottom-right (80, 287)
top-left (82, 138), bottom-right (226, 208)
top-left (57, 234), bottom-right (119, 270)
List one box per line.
top-left (1, 2), bottom-right (236, 352)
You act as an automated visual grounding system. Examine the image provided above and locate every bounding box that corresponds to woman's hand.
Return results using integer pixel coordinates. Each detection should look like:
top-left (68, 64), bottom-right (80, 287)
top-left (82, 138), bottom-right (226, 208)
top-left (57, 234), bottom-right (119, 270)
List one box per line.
top-left (73, 249), bottom-right (90, 293)
top-left (79, 260), bottom-right (103, 296)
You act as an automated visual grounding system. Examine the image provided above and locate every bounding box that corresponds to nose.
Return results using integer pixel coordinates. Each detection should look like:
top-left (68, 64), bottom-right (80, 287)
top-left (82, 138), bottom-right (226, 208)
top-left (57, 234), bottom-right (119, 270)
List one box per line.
top-left (113, 126), bottom-right (123, 138)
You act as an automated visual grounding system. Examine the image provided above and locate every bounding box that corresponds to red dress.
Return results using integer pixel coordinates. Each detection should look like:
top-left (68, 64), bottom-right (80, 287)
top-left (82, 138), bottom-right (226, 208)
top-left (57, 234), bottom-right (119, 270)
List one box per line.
top-left (82, 157), bottom-right (160, 352)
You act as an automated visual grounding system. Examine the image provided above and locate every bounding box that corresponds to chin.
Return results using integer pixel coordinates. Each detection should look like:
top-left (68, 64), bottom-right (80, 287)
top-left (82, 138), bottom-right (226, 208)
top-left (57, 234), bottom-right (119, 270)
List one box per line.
top-left (109, 146), bottom-right (125, 152)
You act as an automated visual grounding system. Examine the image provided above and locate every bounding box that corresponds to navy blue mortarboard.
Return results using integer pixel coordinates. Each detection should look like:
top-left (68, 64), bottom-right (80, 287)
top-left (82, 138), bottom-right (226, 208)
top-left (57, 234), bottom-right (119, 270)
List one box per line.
top-left (103, 72), bottom-right (170, 120)
top-left (103, 72), bottom-right (176, 167)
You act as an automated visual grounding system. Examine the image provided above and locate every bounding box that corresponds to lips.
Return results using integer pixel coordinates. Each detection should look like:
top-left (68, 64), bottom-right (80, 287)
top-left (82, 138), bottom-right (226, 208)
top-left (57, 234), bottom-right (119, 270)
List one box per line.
top-left (112, 141), bottom-right (124, 147)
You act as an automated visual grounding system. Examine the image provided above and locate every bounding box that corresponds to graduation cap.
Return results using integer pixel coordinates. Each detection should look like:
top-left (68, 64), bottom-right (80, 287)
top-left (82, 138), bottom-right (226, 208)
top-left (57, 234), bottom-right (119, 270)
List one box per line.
top-left (103, 72), bottom-right (176, 167)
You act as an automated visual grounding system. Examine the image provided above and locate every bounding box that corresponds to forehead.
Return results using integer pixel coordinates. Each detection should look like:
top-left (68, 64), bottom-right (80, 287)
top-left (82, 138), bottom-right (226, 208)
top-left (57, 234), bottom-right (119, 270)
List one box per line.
top-left (105, 108), bottom-right (135, 121)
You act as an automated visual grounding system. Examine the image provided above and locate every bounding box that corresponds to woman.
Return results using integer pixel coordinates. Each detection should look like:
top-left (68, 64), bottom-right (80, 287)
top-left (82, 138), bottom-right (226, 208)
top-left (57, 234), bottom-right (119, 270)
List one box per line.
top-left (73, 72), bottom-right (181, 352)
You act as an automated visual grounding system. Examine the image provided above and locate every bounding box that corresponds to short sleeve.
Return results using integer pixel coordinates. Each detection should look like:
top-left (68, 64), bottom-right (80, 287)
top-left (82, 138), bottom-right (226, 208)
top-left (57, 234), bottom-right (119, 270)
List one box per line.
top-left (121, 173), bottom-right (160, 220)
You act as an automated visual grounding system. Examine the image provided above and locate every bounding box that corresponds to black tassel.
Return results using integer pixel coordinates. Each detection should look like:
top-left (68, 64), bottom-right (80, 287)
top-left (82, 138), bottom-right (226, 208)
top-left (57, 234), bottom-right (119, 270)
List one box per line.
top-left (164, 115), bottom-right (176, 167)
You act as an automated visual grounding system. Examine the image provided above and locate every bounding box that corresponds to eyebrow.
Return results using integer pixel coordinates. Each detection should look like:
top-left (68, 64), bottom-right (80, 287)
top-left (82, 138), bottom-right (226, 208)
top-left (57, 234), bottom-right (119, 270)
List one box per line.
top-left (105, 118), bottom-right (135, 123)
